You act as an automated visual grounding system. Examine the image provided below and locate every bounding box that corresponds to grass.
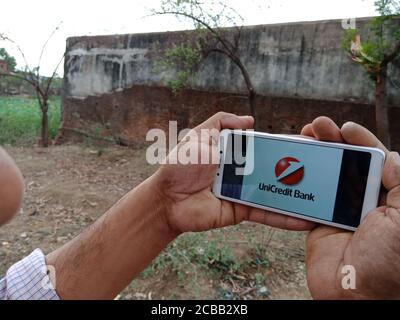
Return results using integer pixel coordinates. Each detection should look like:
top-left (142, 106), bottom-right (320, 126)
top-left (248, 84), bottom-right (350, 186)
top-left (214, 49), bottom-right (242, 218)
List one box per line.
top-left (134, 226), bottom-right (275, 299)
top-left (0, 95), bottom-right (61, 145)
top-left (141, 232), bottom-right (243, 281)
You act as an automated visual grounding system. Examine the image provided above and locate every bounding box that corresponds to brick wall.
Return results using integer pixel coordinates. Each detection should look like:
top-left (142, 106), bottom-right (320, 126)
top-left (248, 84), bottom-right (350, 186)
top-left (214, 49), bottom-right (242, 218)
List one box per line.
top-left (58, 84), bottom-right (397, 149)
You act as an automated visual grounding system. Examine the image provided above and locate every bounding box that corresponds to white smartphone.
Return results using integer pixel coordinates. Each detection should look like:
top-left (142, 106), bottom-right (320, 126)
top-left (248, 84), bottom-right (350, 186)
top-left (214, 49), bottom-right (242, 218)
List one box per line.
top-left (213, 130), bottom-right (386, 231)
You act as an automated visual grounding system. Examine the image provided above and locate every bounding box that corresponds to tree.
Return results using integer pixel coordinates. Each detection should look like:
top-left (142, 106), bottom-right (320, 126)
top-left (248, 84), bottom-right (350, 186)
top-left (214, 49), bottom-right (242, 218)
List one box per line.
top-left (152, 0), bottom-right (257, 118)
top-left (0, 24), bottom-right (64, 147)
top-left (0, 48), bottom-right (17, 71)
top-left (342, 0), bottom-right (400, 148)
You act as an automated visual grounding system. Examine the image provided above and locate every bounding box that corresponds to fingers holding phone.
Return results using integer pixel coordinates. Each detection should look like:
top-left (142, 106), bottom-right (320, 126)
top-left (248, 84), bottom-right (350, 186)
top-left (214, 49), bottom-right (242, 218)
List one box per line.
top-left (303, 118), bottom-right (400, 299)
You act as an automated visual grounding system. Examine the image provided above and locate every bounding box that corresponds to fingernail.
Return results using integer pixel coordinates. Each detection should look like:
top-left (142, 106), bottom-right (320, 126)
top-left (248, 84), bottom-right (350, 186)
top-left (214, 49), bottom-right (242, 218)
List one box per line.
top-left (341, 122), bottom-right (355, 130)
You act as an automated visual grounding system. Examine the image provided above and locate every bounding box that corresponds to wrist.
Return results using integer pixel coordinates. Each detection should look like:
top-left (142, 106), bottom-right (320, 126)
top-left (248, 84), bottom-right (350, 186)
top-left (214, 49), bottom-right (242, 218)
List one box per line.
top-left (141, 172), bottom-right (181, 239)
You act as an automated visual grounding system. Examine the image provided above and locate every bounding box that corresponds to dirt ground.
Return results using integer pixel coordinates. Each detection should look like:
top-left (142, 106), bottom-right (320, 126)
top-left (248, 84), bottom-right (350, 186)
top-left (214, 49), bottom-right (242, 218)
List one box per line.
top-left (0, 145), bottom-right (311, 300)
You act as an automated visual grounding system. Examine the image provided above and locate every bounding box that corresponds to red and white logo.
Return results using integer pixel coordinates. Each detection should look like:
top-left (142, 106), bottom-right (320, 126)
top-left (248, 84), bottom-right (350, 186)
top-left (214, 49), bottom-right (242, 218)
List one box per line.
top-left (275, 157), bottom-right (304, 185)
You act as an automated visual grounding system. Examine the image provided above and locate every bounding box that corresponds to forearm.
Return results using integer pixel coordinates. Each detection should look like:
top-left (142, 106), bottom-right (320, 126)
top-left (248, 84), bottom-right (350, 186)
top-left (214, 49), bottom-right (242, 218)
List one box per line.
top-left (46, 175), bottom-right (177, 299)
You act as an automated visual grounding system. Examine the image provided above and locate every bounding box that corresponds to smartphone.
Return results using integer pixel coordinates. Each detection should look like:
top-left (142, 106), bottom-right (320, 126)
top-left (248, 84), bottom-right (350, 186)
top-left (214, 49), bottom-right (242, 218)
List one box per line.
top-left (213, 130), bottom-right (385, 231)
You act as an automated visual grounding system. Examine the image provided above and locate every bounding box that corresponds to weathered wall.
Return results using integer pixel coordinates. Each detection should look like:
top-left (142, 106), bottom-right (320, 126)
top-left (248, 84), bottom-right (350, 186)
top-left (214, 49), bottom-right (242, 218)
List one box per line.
top-left (60, 18), bottom-right (400, 149)
top-left (59, 84), bottom-right (376, 141)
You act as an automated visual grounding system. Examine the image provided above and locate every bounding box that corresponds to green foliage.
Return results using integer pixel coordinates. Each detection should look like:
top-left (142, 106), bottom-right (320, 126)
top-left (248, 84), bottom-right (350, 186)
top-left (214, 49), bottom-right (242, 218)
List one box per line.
top-left (375, 0), bottom-right (400, 16)
top-left (141, 232), bottom-right (244, 281)
top-left (0, 48), bottom-right (17, 72)
top-left (201, 239), bottom-right (241, 273)
top-left (341, 29), bottom-right (359, 51)
top-left (254, 272), bottom-right (265, 286)
top-left (167, 71), bottom-right (194, 94)
top-left (0, 96), bottom-right (60, 145)
top-left (342, 0), bottom-right (400, 76)
top-left (158, 43), bottom-right (202, 93)
top-left (141, 227), bottom-right (273, 288)
top-left (165, 43), bottom-right (202, 67)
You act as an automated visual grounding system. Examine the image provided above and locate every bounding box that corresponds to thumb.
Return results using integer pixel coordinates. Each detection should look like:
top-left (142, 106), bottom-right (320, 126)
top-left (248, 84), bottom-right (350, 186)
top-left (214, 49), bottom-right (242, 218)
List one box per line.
top-left (385, 152), bottom-right (400, 210)
top-left (341, 122), bottom-right (396, 190)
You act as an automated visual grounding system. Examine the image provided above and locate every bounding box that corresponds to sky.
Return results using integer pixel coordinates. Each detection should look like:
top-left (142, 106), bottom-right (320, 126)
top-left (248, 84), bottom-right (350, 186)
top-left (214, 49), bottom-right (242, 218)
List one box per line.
top-left (0, 0), bottom-right (377, 76)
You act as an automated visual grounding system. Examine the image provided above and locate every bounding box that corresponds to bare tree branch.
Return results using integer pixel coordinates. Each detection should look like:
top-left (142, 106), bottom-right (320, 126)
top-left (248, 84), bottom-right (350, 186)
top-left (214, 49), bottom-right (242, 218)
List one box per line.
top-left (44, 51), bottom-right (66, 96)
top-left (151, 11), bottom-right (235, 55)
top-left (37, 21), bottom-right (63, 80)
top-left (153, 1), bottom-right (257, 116)
top-left (0, 34), bottom-right (35, 77)
top-left (0, 72), bottom-right (45, 97)
top-left (382, 41), bottom-right (400, 66)
top-left (233, 25), bottom-right (243, 56)
top-left (0, 28), bottom-right (67, 147)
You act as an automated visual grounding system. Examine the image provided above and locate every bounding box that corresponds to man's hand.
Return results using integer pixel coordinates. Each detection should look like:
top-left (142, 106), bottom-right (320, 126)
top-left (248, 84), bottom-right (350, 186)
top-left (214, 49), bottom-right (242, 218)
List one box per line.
top-left (153, 112), bottom-right (314, 235)
top-left (47, 112), bottom-right (315, 300)
top-left (301, 117), bottom-right (400, 300)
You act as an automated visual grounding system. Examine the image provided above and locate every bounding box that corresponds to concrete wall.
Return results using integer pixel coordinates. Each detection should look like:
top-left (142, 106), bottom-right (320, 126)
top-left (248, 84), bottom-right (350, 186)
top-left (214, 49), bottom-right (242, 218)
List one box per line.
top-left (60, 18), bottom-right (400, 149)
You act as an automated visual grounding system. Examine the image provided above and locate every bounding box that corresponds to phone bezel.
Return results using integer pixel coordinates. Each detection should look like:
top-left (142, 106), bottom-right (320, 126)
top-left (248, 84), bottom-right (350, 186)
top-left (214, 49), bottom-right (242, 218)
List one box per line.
top-left (212, 129), bottom-right (385, 231)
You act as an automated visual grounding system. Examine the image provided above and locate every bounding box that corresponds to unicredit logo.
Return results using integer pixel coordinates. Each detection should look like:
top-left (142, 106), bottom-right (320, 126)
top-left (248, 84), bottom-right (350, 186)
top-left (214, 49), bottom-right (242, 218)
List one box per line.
top-left (275, 157), bottom-right (304, 185)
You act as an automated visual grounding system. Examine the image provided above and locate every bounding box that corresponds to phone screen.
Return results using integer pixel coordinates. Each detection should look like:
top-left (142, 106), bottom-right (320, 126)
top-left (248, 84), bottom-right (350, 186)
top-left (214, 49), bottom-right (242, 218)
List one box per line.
top-left (220, 133), bottom-right (372, 228)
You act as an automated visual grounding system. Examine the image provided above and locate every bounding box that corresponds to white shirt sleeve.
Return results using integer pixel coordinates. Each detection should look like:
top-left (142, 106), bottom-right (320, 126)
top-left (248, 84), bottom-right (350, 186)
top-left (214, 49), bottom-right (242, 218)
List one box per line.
top-left (0, 249), bottom-right (60, 300)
